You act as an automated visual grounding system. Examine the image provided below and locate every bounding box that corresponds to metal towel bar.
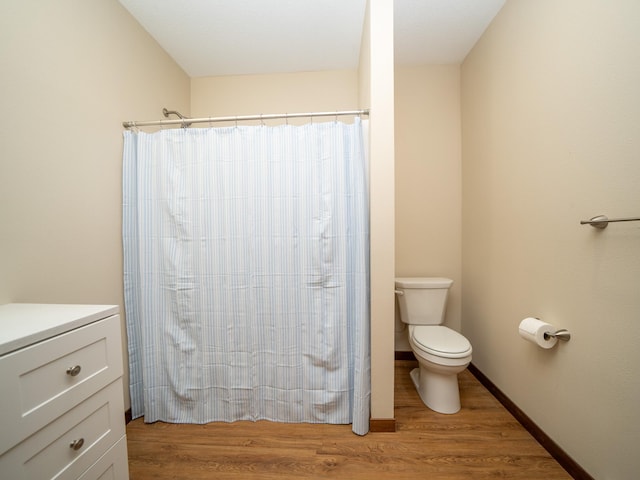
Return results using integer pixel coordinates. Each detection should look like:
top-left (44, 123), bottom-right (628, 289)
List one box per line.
top-left (580, 215), bottom-right (640, 229)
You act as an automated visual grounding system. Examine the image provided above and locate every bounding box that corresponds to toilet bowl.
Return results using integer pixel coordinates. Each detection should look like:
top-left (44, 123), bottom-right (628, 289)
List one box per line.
top-left (395, 277), bottom-right (473, 414)
top-left (408, 325), bottom-right (472, 414)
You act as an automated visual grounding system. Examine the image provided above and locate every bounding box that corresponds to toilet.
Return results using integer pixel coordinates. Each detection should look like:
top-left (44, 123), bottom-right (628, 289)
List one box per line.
top-left (395, 277), bottom-right (472, 414)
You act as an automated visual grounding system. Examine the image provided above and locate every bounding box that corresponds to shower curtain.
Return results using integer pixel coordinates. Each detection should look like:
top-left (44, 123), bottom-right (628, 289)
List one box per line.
top-left (122, 119), bottom-right (370, 435)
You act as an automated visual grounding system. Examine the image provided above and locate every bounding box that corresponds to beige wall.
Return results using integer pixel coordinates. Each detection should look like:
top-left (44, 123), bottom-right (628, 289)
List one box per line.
top-left (0, 0), bottom-right (190, 409)
top-left (461, 1), bottom-right (640, 478)
top-left (363, 0), bottom-right (396, 422)
top-left (395, 65), bottom-right (462, 350)
top-left (191, 70), bottom-right (358, 121)
top-left (361, 0), bottom-right (395, 419)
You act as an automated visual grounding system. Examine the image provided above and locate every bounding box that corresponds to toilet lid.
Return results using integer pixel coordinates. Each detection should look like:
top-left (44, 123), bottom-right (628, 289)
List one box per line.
top-left (412, 326), bottom-right (472, 358)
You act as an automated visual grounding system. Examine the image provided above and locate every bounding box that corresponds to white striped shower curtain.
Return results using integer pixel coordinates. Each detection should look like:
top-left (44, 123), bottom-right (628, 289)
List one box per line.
top-left (122, 119), bottom-right (370, 435)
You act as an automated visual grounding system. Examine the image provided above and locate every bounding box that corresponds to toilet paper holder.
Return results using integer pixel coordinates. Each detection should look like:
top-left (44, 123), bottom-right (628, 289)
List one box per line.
top-left (543, 329), bottom-right (571, 342)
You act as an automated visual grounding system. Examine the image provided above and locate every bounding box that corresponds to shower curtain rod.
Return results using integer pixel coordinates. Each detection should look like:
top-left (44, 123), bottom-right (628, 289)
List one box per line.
top-left (122, 109), bottom-right (369, 129)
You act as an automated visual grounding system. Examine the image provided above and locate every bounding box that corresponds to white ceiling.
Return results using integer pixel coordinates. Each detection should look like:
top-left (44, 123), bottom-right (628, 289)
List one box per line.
top-left (118, 0), bottom-right (505, 78)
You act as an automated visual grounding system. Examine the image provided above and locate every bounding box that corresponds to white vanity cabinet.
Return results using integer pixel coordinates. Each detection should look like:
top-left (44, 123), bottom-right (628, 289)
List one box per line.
top-left (0, 304), bottom-right (129, 479)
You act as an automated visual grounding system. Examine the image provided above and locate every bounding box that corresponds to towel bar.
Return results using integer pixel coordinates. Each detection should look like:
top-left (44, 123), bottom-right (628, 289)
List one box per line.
top-left (580, 215), bottom-right (640, 229)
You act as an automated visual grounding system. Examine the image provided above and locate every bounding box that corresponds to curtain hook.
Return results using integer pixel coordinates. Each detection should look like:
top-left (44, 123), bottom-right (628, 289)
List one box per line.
top-left (260, 114), bottom-right (264, 126)
top-left (235, 116), bottom-right (238, 128)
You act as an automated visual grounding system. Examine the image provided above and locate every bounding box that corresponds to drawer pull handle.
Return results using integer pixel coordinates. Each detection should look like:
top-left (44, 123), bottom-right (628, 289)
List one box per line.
top-left (66, 365), bottom-right (82, 377)
top-left (70, 438), bottom-right (85, 451)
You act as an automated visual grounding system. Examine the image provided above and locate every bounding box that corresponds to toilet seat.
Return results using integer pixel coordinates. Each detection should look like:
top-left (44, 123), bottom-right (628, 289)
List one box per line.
top-left (411, 326), bottom-right (472, 359)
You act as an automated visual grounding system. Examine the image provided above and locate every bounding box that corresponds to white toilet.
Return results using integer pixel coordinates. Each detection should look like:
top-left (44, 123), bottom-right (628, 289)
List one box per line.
top-left (395, 277), bottom-right (472, 414)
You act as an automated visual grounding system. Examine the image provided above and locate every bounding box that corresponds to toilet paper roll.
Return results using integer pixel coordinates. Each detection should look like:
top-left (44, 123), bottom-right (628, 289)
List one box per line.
top-left (518, 317), bottom-right (558, 349)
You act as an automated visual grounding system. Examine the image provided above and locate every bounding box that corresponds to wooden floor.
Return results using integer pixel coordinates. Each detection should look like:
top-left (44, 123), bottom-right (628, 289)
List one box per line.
top-left (126, 360), bottom-right (572, 479)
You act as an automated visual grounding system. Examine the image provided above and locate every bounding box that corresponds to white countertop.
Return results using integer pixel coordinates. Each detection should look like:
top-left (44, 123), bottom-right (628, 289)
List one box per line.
top-left (0, 304), bottom-right (119, 356)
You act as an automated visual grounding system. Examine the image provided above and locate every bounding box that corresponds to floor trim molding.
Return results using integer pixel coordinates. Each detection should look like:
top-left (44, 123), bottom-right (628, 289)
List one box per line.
top-left (394, 350), bottom-right (416, 361)
top-left (467, 363), bottom-right (594, 480)
top-left (369, 418), bottom-right (396, 432)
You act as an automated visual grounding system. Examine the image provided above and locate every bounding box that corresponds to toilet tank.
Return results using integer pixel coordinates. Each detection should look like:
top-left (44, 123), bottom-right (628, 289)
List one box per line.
top-left (395, 277), bottom-right (453, 325)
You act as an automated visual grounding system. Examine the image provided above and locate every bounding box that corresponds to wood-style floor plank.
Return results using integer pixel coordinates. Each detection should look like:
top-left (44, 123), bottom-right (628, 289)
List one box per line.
top-left (126, 360), bottom-right (572, 479)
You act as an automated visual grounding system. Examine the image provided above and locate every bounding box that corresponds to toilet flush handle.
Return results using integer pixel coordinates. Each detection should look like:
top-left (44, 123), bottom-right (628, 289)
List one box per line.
top-left (394, 290), bottom-right (404, 296)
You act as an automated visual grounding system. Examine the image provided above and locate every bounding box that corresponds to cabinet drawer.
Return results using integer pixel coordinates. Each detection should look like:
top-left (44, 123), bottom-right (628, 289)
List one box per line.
top-left (0, 315), bottom-right (123, 454)
top-left (0, 379), bottom-right (126, 480)
top-left (78, 435), bottom-right (129, 480)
